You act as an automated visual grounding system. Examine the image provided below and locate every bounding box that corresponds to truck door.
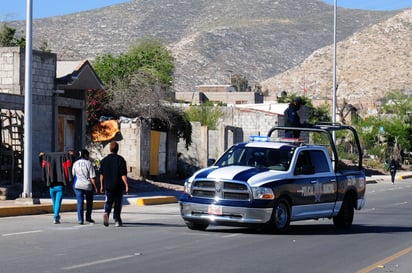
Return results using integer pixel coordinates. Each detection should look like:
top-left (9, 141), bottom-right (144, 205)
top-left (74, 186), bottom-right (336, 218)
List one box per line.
top-left (291, 149), bottom-right (337, 219)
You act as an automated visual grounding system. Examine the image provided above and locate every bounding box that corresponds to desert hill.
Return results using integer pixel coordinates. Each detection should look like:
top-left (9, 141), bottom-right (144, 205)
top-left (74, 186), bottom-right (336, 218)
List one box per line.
top-left (261, 9), bottom-right (412, 113)
top-left (7, 0), bottom-right (406, 105)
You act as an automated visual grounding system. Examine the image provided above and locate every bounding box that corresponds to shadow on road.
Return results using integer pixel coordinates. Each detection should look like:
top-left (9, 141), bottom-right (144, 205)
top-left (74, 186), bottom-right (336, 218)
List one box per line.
top-left (200, 223), bottom-right (412, 236)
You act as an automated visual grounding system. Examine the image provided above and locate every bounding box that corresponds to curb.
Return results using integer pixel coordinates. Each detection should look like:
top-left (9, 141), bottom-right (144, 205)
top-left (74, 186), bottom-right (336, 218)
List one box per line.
top-left (0, 195), bottom-right (179, 217)
top-left (0, 201), bottom-right (105, 218)
top-left (136, 196), bottom-right (178, 206)
top-left (399, 174), bottom-right (412, 180)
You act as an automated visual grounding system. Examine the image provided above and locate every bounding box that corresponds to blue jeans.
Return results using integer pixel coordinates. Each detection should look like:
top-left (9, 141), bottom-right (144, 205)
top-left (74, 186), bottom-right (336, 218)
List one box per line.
top-left (49, 185), bottom-right (64, 221)
top-left (104, 189), bottom-right (124, 223)
top-left (73, 188), bottom-right (94, 223)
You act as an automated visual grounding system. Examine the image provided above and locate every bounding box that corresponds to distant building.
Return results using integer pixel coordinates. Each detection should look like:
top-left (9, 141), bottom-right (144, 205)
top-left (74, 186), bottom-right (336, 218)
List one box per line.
top-left (0, 47), bottom-right (185, 185)
top-left (176, 84), bottom-right (263, 105)
top-left (0, 47), bottom-right (103, 183)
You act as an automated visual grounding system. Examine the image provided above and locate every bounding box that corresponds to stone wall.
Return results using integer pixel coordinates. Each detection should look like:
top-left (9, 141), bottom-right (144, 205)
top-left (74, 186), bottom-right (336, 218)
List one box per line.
top-left (89, 118), bottom-right (177, 180)
top-left (31, 52), bottom-right (56, 170)
top-left (218, 106), bottom-right (280, 141)
top-left (0, 47), bottom-right (23, 96)
top-left (175, 91), bottom-right (263, 105)
top-left (176, 107), bottom-right (282, 177)
top-left (0, 47), bottom-right (57, 182)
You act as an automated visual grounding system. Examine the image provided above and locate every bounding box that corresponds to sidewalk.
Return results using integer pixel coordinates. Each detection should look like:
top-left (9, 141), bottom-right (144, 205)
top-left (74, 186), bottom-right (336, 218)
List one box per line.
top-left (1, 171), bottom-right (411, 218)
top-left (366, 170), bottom-right (412, 184)
top-left (0, 190), bottom-right (183, 218)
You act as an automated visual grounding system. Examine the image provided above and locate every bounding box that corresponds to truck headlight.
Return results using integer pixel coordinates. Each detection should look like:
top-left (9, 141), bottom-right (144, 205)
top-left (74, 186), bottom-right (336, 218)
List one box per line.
top-left (183, 180), bottom-right (192, 194)
top-left (252, 187), bottom-right (275, 200)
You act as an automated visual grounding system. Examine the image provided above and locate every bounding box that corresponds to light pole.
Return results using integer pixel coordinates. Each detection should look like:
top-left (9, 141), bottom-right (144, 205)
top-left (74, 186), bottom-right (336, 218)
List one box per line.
top-left (332, 0), bottom-right (337, 142)
top-left (22, 0), bottom-right (33, 199)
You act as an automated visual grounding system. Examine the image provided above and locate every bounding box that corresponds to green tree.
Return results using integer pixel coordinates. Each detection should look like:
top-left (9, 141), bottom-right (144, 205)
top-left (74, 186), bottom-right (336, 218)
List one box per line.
top-left (379, 91), bottom-right (411, 117)
top-left (185, 102), bottom-right (223, 130)
top-left (354, 91), bottom-right (412, 162)
top-left (0, 23), bottom-right (25, 47)
top-left (94, 39), bottom-right (174, 90)
top-left (92, 39), bottom-right (191, 148)
top-left (231, 74), bottom-right (249, 92)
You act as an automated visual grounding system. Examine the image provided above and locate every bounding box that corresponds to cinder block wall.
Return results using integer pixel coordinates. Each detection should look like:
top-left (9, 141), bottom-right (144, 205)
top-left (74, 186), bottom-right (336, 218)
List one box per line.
top-left (177, 108), bottom-right (281, 175)
top-left (0, 47), bottom-right (56, 182)
top-left (89, 118), bottom-right (177, 180)
top-left (0, 47), bottom-right (23, 95)
top-left (31, 51), bottom-right (57, 181)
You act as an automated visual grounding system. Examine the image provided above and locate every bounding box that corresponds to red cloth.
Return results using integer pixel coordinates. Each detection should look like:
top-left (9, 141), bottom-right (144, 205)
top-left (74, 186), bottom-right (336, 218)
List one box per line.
top-left (40, 152), bottom-right (74, 187)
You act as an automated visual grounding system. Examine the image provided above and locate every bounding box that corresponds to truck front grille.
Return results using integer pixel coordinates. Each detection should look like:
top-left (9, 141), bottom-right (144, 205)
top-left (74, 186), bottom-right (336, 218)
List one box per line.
top-left (191, 180), bottom-right (251, 201)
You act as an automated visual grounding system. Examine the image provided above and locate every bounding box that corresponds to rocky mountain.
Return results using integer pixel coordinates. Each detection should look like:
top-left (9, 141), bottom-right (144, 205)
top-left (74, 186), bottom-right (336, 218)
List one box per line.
top-left (262, 8), bottom-right (412, 113)
top-left (7, 0), bottom-right (404, 103)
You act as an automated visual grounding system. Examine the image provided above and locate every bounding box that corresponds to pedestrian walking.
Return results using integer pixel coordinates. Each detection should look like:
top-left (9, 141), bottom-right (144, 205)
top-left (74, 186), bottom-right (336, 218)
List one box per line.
top-left (39, 151), bottom-right (75, 224)
top-left (99, 142), bottom-right (129, 227)
top-left (389, 158), bottom-right (399, 184)
top-left (72, 149), bottom-right (98, 225)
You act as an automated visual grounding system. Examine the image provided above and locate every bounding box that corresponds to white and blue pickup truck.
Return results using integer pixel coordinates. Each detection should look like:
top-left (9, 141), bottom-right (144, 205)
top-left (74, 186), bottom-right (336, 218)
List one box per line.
top-left (179, 124), bottom-right (366, 233)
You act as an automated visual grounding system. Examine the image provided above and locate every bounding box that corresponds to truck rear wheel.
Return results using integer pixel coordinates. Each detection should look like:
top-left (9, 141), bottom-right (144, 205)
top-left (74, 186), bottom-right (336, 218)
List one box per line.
top-left (185, 221), bottom-right (209, 231)
top-left (333, 195), bottom-right (354, 229)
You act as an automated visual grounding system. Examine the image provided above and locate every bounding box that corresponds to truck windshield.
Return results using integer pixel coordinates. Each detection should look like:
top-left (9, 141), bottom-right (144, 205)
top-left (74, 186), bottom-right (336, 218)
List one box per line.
top-left (214, 145), bottom-right (293, 171)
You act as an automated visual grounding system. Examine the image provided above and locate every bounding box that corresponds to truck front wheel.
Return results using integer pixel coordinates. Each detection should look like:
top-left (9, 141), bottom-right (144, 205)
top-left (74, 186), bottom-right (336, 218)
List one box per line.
top-left (266, 198), bottom-right (291, 233)
top-left (333, 195), bottom-right (354, 229)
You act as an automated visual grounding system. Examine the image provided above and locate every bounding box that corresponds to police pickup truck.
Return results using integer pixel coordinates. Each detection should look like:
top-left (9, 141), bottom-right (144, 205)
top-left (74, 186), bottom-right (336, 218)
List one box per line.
top-left (179, 124), bottom-right (366, 233)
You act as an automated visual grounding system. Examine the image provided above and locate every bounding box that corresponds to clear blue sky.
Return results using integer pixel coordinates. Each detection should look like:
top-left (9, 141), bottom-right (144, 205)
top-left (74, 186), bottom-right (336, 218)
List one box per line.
top-left (0, 0), bottom-right (411, 21)
top-left (0, 0), bottom-right (130, 21)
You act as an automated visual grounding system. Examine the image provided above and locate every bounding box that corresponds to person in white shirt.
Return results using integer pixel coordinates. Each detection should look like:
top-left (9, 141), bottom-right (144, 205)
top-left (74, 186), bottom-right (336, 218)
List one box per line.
top-left (72, 149), bottom-right (98, 224)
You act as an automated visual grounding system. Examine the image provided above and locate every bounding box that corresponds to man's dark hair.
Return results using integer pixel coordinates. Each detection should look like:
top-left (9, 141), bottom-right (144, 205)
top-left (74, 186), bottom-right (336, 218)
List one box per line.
top-left (109, 141), bottom-right (119, 153)
top-left (78, 149), bottom-right (89, 159)
top-left (293, 97), bottom-right (303, 105)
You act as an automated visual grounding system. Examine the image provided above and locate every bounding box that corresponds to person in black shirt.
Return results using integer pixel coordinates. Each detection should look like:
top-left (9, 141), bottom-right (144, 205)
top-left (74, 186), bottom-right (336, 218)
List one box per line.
top-left (389, 158), bottom-right (400, 184)
top-left (284, 97), bottom-right (303, 138)
top-left (100, 142), bottom-right (129, 227)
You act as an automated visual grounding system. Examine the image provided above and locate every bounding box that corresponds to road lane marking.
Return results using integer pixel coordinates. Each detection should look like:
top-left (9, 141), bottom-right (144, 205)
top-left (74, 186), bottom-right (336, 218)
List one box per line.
top-left (221, 234), bottom-right (241, 238)
top-left (388, 201), bottom-right (408, 207)
top-left (62, 253), bottom-right (142, 270)
top-left (2, 230), bottom-right (42, 237)
top-left (360, 208), bottom-right (375, 212)
top-left (356, 246), bottom-right (412, 273)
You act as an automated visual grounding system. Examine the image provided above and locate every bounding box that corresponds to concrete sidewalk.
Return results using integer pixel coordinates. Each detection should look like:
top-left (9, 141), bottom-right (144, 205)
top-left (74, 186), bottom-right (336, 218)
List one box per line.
top-left (0, 191), bottom-right (182, 217)
top-left (366, 170), bottom-right (412, 184)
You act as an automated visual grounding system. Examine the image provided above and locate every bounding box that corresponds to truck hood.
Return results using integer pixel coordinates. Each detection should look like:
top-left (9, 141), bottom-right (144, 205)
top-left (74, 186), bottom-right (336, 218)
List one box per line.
top-left (190, 165), bottom-right (288, 187)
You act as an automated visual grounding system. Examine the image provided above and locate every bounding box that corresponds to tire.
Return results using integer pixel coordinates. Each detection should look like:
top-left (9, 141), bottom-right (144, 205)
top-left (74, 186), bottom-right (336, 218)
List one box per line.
top-left (333, 196), bottom-right (354, 229)
top-left (264, 198), bottom-right (291, 233)
top-left (185, 221), bottom-right (209, 231)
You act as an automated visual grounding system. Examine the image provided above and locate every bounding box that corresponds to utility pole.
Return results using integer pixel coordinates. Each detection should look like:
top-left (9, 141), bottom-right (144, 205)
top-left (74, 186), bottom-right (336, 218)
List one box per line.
top-left (332, 0), bottom-right (337, 143)
top-left (22, 0), bottom-right (33, 199)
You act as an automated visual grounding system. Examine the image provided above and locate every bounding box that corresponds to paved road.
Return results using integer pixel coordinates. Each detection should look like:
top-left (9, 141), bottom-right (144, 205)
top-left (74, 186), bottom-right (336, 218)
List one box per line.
top-left (1, 175), bottom-right (412, 273)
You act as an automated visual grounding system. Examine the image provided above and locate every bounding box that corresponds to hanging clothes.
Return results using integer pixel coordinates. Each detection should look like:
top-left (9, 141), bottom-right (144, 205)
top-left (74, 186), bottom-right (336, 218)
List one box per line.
top-left (40, 152), bottom-right (74, 186)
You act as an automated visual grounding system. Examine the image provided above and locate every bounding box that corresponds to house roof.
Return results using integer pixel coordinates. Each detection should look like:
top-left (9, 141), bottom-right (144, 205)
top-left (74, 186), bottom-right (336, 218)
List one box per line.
top-left (236, 102), bottom-right (289, 115)
top-left (56, 60), bottom-right (104, 90)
